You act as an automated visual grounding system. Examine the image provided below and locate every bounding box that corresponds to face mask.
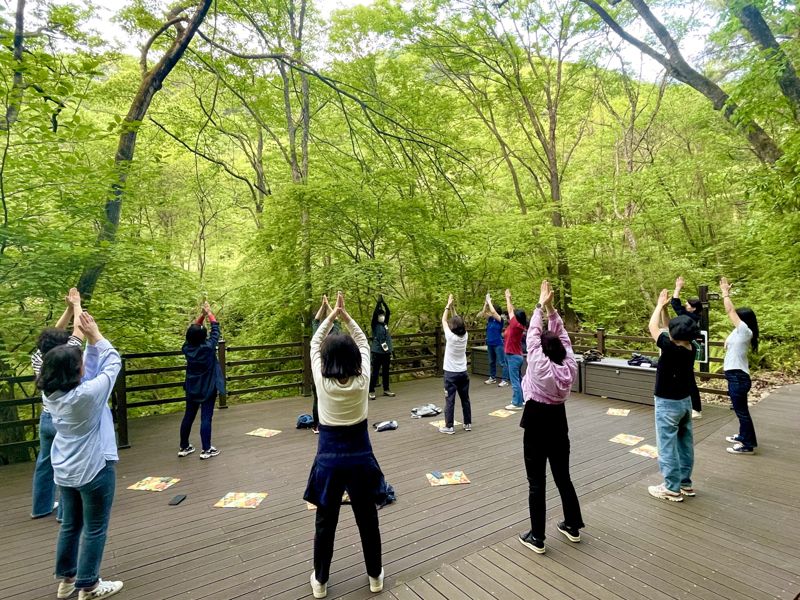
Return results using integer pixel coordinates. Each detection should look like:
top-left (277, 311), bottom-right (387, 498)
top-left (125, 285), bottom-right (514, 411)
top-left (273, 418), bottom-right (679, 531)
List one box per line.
top-left (378, 316), bottom-right (385, 323)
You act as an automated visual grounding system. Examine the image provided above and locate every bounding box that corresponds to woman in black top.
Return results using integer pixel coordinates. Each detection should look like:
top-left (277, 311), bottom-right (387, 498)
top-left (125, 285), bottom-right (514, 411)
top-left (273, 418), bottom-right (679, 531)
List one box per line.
top-left (368, 296), bottom-right (395, 400)
top-left (671, 276), bottom-right (703, 418)
top-left (647, 289), bottom-right (698, 502)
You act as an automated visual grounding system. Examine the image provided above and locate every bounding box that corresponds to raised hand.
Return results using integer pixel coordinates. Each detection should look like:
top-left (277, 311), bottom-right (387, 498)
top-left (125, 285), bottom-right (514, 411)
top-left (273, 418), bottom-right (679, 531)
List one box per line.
top-left (538, 280), bottom-right (549, 306)
top-left (79, 312), bottom-right (102, 344)
top-left (67, 287), bottom-right (81, 307)
top-left (447, 293), bottom-right (454, 308)
top-left (720, 277), bottom-right (732, 296)
top-left (657, 289), bottom-right (670, 307)
top-left (505, 288), bottom-right (512, 300)
top-left (542, 281), bottom-right (555, 309)
top-left (675, 276), bottom-right (684, 291)
top-left (202, 301), bottom-right (212, 315)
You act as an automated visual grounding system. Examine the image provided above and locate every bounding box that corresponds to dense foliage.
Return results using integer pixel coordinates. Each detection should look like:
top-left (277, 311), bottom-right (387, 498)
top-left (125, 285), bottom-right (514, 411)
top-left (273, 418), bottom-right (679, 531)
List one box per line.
top-left (2, 0), bottom-right (798, 390)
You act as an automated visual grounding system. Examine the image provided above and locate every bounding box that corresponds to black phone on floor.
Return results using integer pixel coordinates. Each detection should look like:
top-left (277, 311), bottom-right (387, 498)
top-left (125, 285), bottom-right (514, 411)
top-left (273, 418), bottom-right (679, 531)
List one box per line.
top-left (168, 494), bottom-right (187, 506)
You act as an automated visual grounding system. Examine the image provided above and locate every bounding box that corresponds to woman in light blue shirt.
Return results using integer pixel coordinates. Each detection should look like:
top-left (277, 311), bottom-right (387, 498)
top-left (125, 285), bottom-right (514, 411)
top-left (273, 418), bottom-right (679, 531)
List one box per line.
top-left (39, 312), bottom-right (123, 600)
top-left (720, 278), bottom-right (760, 455)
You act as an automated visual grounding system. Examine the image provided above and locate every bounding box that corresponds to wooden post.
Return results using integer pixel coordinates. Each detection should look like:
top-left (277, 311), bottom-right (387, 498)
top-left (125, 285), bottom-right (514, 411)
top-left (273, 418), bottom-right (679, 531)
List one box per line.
top-left (302, 334), bottom-right (312, 397)
top-left (114, 358), bottom-right (130, 449)
top-left (217, 338), bottom-right (228, 409)
top-left (434, 326), bottom-right (443, 377)
top-left (698, 284), bottom-right (710, 374)
top-left (596, 327), bottom-right (606, 355)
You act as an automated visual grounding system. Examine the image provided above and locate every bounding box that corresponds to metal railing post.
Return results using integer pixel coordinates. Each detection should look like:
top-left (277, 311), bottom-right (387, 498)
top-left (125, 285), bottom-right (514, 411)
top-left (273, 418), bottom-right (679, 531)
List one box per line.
top-left (218, 339), bottom-right (228, 408)
top-left (115, 358), bottom-right (130, 449)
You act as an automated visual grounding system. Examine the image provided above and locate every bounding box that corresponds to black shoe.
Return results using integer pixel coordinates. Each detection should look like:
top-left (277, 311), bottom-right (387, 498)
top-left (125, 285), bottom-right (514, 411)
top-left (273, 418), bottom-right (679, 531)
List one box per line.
top-left (518, 531), bottom-right (545, 554)
top-left (557, 521), bottom-right (581, 543)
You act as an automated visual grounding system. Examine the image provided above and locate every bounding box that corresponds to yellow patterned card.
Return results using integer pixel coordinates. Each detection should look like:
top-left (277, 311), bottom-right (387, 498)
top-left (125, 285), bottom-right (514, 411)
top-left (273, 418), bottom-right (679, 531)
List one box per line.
top-left (426, 471), bottom-right (471, 486)
top-left (609, 433), bottom-right (644, 446)
top-left (630, 444), bottom-right (659, 458)
top-left (489, 409), bottom-right (515, 418)
top-left (127, 477), bottom-right (180, 492)
top-left (606, 408), bottom-right (630, 417)
top-left (214, 492), bottom-right (268, 509)
top-left (429, 419), bottom-right (461, 428)
top-left (246, 428), bottom-right (282, 438)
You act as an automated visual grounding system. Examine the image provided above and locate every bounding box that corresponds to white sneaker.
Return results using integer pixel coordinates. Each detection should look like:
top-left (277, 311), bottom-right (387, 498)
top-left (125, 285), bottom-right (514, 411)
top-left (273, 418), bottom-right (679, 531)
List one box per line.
top-left (463, 423), bottom-right (472, 432)
top-left (484, 377), bottom-right (497, 384)
top-left (177, 445), bottom-right (195, 457)
top-left (691, 410), bottom-right (702, 419)
top-left (310, 572), bottom-right (327, 598)
top-left (369, 569), bottom-right (384, 592)
top-left (438, 426), bottom-right (455, 435)
top-left (498, 380), bottom-right (509, 387)
top-left (77, 580), bottom-right (123, 599)
top-left (199, 447), bottom-right (220, 460)
top-left (57, 580), bottom-right (75, 599)
top-left (647, 483), bottom-right (683, 502)
top-left (504, 404), bottom-right (522, 411)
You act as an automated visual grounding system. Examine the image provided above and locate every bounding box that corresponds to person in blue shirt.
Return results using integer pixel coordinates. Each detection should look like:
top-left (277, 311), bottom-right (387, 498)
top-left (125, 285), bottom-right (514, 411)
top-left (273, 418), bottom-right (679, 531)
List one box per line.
top-left (478, 293), bottom-right (508, 387)
top-left (178, 301), bottom-right (226, 460)
top-left (39, 311), bottom-right (123, 600)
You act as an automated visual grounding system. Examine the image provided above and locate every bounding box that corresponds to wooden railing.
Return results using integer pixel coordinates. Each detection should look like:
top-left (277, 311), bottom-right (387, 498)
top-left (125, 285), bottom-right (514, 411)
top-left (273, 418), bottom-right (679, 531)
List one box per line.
top-left (0, 325), bottom-right (732, 459)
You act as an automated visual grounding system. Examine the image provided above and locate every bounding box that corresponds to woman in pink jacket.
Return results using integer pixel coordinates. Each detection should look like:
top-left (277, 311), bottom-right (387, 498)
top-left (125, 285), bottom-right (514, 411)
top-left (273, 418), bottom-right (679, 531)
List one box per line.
top-left (517, 280), bottom-right (583, 555)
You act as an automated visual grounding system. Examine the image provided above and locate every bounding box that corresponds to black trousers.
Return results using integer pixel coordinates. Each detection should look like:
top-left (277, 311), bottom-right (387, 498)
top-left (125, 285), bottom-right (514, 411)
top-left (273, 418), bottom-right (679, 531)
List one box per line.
top-left (444, 370), bottom-right (471, 427)
top-left (311, 383), bottom-right (319, 428)
top-left (522, 401), bottom-right (584, 541)
top-left (314, 499), bottom-right (382, 584)
top-left (369, 352), bottom-right (391, 393)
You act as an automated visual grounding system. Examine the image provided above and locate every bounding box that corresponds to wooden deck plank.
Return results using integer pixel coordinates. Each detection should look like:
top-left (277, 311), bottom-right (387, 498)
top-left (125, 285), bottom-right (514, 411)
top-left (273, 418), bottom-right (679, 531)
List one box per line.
top-left (3, 378), bottom-right (799, 600)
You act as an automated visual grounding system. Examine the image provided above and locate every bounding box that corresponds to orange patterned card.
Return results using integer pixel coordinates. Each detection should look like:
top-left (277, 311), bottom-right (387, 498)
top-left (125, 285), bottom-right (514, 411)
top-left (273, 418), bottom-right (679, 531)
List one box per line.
top-left (609, 433), bottom-right (644, 446)
top-left (246, 428), bottom-right (282, 438)
top-left (426, 471), bottom-right (471, 486)
top-left (127, 477), bottom-right (180, 492)
top-left (630, 444), bottom-right (659, 458)
top-left (606, 408), bottom-right (630, 416)
top-left (214, 492), bottom-right (268, 509)
top-left (489, 409), bottom-right (515, 418)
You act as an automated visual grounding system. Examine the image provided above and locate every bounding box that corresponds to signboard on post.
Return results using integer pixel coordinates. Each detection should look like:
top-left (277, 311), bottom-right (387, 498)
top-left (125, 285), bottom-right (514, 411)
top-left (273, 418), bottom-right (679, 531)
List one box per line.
top-left (694, 330), bottom-right (709, 364)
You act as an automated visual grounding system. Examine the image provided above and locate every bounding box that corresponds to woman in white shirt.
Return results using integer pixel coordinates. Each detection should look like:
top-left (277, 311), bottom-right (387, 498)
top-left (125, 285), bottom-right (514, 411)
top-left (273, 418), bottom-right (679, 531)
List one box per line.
top-left (439, 294), bottom-right (471, 434)
top-left (39, 312), bottom-right (123, 600)
top-left (720, 278), bottom-right (760, 455)
top-left (304, 292), bottom-right (385, 599)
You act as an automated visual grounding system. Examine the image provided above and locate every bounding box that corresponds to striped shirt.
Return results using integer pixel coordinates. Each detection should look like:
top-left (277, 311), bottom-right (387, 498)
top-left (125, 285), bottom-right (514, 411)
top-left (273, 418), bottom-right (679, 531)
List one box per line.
top-left (31, 335), bottom-right (83, 413)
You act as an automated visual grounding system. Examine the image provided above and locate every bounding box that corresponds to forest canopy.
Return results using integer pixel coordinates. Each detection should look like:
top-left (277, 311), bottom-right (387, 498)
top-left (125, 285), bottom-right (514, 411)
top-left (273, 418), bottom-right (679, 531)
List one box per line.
top-left (1, 0), bottom-right (798, 385)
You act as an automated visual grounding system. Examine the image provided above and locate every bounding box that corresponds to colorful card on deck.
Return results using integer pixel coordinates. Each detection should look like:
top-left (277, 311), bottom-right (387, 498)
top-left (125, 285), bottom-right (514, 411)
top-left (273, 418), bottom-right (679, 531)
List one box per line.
top-left (630, 444), bottom-right (659, 458)
top-left (609, 433), bottom-right (644, 446)
top-left (214, 492), bottom-right (268, 509)
top-left (489, 409), bottom-right (515, 418)
top-left (127, 477), bottom-right (180, 492)
top-left (429, 419), bottom-right (461, 428)
top-left (606, 408), bottom-right (630, 417)
top-left (426, 471), bottom-right (471, 486)
top-left (246, 428), bottom-right (282, 438)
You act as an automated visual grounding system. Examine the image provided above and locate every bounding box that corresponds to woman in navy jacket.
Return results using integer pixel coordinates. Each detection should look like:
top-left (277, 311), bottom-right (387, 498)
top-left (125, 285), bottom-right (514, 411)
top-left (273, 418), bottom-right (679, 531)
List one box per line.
top-left (178, 301), bottom-right (226, 460)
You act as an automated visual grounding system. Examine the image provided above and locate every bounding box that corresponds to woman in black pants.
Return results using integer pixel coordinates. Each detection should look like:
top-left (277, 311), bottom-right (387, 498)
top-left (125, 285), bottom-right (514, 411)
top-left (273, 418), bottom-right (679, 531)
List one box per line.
top-left (305, 292), bottom-right (386, 598)
top-left (369, 295), bottom-right (395, 400)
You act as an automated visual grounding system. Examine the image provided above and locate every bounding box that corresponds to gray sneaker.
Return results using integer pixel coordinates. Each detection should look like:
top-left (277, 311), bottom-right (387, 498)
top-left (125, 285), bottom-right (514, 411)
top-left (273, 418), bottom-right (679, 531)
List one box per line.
top-left (199, 447), bottom-right (220, 460)
top-left (438, 426), bottom-right (455, 435)
top-left (463, 424), bottom-right (472, 432)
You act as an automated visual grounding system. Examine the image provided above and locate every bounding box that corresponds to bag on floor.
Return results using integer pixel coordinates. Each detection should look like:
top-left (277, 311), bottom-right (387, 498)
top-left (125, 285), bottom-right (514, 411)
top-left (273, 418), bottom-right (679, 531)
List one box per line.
top-left (296, 414), bottom-right (314, 429)
top-left (373, 420), bottom-right (399, 432)
top-left (410, 403), bottom-right (442, 418)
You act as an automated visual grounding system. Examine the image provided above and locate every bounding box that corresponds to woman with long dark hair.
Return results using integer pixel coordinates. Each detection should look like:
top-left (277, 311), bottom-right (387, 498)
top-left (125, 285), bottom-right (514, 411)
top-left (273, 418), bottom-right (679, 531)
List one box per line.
top-left (720, 278), bottom-right (760, 455)
top-left (305, 292), bottom-right (385, 598)
top-left (517, 280), bottom-right (583, 554)
top-left (39, 312), bottom-right (123, 600)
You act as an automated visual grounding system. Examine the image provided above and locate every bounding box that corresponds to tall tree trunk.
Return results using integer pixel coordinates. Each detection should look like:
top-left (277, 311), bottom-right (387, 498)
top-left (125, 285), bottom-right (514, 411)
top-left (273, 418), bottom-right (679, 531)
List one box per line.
top-left (77, 0), bottom-right (213, 300)
top-left (732, 3), bottom-right (800, 121)
top-left (2, 0), bottom-right (26, 130)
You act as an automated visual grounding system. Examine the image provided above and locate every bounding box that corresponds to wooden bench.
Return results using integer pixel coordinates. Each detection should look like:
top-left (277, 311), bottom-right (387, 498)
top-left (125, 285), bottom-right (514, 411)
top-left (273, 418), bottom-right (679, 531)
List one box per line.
top-left (582, 357), bottom-right (656, 405)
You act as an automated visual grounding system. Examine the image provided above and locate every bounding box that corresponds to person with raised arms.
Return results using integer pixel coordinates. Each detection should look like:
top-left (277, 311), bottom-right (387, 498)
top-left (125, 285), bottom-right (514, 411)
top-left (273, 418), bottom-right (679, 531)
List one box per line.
top-left (439, 294), bottom-right (472, 435)
top-left (502, 288), bottom-right (528, 411)
top-left (305, 292), bottom-right (386, 598)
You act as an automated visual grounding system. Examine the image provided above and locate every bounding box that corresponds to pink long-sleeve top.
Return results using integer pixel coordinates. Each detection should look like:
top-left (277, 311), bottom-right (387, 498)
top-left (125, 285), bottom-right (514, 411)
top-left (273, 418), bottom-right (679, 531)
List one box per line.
top-left (521, 308), bottom-right (578, 405)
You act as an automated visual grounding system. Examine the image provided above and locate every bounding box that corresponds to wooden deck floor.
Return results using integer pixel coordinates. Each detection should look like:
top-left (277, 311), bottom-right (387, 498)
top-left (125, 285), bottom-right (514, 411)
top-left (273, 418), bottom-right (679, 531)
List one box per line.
top-left (3, 378), bottom-right (799, 600)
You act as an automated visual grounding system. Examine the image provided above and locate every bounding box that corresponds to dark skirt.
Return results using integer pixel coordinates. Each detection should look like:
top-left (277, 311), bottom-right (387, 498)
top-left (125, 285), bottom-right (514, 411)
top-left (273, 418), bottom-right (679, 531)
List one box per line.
top-left (303, 419), bottom-right (387, 508)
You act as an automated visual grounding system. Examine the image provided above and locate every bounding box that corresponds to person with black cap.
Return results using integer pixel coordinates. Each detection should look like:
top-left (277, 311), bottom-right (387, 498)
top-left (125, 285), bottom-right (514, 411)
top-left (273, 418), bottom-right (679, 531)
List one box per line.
top-left (647, 289), bottom-right (699, 502)
top-left (671, 276), bottom-right (703, 419)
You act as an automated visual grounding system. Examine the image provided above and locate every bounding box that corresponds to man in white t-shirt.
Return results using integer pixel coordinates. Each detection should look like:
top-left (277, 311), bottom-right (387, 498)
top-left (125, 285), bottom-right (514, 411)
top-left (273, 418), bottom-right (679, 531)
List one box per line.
top-left (439, 294), bottom-right (472, 435)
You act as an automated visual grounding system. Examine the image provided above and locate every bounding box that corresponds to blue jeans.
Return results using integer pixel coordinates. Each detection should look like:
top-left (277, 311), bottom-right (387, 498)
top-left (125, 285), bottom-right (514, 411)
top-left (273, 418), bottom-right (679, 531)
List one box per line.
top-left (725, 370), bottom-right (757, 449)
top-left (487, 344), bottom-right (507, 381)
top-left (180, 394), bottom-right (216, 451)
top-left (32, 411), bottom-right (63, 520)
top-left (507, 354), bottom-right (524, 407)
top-left (654, 396), bottom-right (694, 492)
top-left (56, 461), bottom-right (116, 589)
